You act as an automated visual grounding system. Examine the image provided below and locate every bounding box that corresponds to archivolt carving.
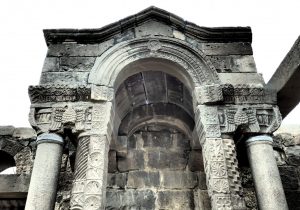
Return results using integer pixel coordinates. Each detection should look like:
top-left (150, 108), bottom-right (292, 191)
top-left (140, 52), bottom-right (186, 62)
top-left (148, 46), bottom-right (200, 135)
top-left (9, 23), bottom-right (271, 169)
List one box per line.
top-left (88, 37), bottom-right (220, 90)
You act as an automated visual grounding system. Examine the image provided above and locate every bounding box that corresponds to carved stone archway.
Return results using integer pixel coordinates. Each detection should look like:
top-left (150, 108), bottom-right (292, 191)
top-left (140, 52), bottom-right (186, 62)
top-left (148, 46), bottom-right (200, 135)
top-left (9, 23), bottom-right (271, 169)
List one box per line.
top-left (25, 6), bottom-right (288, 210)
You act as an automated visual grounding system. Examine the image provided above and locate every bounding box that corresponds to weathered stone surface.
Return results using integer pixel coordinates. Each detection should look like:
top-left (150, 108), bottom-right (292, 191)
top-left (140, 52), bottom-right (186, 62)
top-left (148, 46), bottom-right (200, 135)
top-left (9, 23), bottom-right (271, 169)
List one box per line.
top-left (15, 147), bottom-right (34, 174)
top-left (207, 55), bottom-right (257, 73)
top-left (107, 173), bottom-right (127, 189)
top-left (42, 57), bottom-right (59, 72)
top-left (0, 174), bottom-right (30, 198)
top-left (188, 150), bottom-right (204, 172)
top-left (127, 171), bottom-right (160, 188)
top-left (12, 128), bottom-right (36, 140)
top-left (243, 188), bottom-right (258, 210)
top-left (197, 172), bottom-right (207, 190)
top-left (147, 151), bottom-right (187, 170)
top-left (196, 42), bottom-right (253, 55)
top-left (218, 73), bottom-right (265, 85)
top-left (194, 189), bottom-right (211, 210)
top-left (135, 20), bottom-right (173, 38)
top-left (108, 150), bottom-right (117, 173)
top-left (285, 146), bottom-right (300, 166)
top-left (47, 39), bottom-right (114, 56)
top-left (161, 171), bottom-right (198, 189)
top-left (106, 189), bottom-right (156, 209)
top-left (59, 57), bottom-right (96, 72)
top-left (143, 131), bottom-right (172, 148)
top-left (117, 150), bottom-right (144, 172)
top-left (275, 133), bottom-right (296, 147)
top-left (279, 166), bottom-right (299, 189)
top-left (39, 72), bottom-right (89, 85)
top-left (0, 126), bottom-right (15, 136)
top-left (157, 190), bottom-right (194, 209)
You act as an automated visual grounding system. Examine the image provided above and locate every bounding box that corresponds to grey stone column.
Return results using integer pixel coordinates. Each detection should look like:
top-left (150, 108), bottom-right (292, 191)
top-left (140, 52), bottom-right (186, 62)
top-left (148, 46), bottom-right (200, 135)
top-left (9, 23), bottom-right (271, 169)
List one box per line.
top-left (246, 135), bottom-right (288, 210)
top-left (25, 133), bottom-right (64, 210)
top-left (70, 133), bottom-right (110, 210)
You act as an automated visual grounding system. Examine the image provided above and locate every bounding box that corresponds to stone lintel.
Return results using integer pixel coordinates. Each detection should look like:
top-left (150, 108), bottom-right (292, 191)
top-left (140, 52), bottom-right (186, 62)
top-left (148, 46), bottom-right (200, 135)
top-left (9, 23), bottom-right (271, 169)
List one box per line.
top-left (0, 174), bottom-right (30, 199)
top-left (267, 36), bottom-right (300, 118)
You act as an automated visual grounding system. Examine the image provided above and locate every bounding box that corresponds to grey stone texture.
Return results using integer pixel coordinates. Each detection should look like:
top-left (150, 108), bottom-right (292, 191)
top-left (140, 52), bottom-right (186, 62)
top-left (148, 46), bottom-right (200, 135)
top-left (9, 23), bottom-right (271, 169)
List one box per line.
top-left (1, 5), bottom-right (300, 210)
top-left (246, 136), bottom-right (288, 210)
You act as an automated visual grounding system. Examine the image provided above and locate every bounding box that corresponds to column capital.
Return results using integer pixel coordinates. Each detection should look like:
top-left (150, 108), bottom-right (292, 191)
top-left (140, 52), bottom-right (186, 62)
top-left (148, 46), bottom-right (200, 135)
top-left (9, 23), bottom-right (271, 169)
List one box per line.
top-left (37, 133), bottom-right (64, 145)
top-left (246, 135), bottom-right (273, 147)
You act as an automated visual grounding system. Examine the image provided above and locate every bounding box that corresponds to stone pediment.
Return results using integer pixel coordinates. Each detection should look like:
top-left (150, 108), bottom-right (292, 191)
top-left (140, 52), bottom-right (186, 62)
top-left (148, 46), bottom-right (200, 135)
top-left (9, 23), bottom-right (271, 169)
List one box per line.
top-left (43, 6), bottom-right (252, 45)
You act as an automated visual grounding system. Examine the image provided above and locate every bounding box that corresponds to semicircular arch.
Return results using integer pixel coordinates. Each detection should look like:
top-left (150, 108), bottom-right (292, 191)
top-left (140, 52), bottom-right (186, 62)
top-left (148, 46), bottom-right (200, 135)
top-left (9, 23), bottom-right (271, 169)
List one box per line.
top-left (88, 37), bottom-right (220, 91)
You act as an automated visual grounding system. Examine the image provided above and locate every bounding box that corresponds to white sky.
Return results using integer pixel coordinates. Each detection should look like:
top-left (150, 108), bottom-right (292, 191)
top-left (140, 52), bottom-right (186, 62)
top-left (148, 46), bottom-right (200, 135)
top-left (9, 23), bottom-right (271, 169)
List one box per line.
top-left (0, 0), bottom-right (299, 127)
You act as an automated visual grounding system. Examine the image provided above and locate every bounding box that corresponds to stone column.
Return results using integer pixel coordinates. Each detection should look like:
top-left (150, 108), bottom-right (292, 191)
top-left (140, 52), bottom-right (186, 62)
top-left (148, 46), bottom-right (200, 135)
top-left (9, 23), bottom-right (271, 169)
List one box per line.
top-left (25, 133), bottom-right (64, 210)
top-left (195, 105), bottom-right (246, 210)
top-left (246, 135), bottom-right (288, 210)
top-left (70, 133), bottom-right (110, 210)
top-left (70, 102), bottom-right (113, 210)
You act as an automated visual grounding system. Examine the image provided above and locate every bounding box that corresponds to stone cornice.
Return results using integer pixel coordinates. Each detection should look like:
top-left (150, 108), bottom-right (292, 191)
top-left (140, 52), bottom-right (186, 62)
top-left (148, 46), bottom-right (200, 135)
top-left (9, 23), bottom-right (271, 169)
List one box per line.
top-left (43, 6), bottom-right (252, 45)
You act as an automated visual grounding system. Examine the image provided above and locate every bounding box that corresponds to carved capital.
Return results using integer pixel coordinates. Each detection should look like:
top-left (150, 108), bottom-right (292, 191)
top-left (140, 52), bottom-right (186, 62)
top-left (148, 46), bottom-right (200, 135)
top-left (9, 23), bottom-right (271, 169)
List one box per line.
top-left (29, 102), bottom-right (114, 138)
top-left (218, 105), bottom-right (282, 134)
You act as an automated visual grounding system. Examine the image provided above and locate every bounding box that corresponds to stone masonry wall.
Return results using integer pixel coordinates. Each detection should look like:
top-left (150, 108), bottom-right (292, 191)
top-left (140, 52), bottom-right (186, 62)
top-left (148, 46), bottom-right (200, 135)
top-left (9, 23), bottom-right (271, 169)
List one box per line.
top-left (105, 126), bottom-right (210, 210)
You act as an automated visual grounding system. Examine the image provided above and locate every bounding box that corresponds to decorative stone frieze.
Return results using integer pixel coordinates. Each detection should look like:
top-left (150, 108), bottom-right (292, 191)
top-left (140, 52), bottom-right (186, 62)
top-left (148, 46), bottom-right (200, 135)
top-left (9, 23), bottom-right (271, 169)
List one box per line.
top-left (28, 85), bottom-right (91, 103)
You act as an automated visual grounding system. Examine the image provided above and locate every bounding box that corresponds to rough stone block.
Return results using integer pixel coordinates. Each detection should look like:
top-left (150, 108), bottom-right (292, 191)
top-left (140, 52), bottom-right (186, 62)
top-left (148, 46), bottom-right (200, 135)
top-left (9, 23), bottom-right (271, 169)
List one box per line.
top-left (135, 20), bottom-right (173, 38)
top-left (108, 150), bottom-right (117, 173)
top-left (197, 172), bottom-right (207, 190)
top-left (0, 174), bottom-right (30, 198)
top-left (218, 73), bottom-right (265, 85)
top-left (161, 171), bottom-right (198, 189)
top-left (194, 189), bottom-right (211, 210)
top-left (279, 166), bottom-right (299, 189)
top-left (12, 128), bottom-right (36, 140)
top-left (127, 171), bottom-right (160, 188)
top-left (106, 189), bottom-right (156, 209)
top-left (285, 146), bottom-right (300, 166)
top-left (42, 57), bottom-right (59, 72)
top-left (59, 57), bottom-right (96, 72)
top-left (143, 131), bottom-right (172, 149)
top-left (47, 39), bottom-right (114, 56)
top-left (188, 150), bottom-right (204, 172)
top-left (207, 55), bottom-right (256, 73)
top-left (117, 150), bottom-right (144, 172)
top-left (147, 151), bottom-right (187, 170)
top-left (0, 126), bottom-right (15, 136)
top-left (39, 72), bottom-right (89, 85)
top-left (157, 190), bottom-right (194, 209)
top-left (196, 42), bottom-right (253, 55)
top-left (173, 133), bottom-right (190, 150)
top-left (107, 173), bottom-right (127, 189)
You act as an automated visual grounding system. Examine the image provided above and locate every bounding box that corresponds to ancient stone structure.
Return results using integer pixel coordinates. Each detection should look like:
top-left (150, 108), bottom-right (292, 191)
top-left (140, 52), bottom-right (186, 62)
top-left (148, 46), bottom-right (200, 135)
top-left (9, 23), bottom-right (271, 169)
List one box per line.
top-left (0, 6), bottom-right (299, 210)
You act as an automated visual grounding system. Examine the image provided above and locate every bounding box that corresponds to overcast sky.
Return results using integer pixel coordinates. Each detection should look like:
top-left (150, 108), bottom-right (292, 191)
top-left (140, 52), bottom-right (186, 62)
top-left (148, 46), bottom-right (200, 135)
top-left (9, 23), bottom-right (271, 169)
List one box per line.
top-left (0, 0), bottom-right (299, 127)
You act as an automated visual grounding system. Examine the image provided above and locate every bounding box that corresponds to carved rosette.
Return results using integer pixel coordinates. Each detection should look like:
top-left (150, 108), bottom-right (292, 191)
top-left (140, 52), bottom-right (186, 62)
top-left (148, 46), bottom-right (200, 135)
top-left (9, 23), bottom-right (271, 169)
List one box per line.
top-left (202, 138), bottom-right (246, 210)
top-left (83, 135), bottom-right (109, 210)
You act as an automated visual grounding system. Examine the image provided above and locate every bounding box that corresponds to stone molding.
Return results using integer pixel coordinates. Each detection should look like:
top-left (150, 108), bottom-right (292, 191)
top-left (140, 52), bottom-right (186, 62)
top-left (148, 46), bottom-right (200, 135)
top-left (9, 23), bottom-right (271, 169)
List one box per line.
top-left (88, 37), bottom-right (220, 89)
top-left (36, 133), bottom-right (64, 145)
top-left (43, 6), bottom-right (252, 45)
top-left (193, 84), bottom-right (277, 105)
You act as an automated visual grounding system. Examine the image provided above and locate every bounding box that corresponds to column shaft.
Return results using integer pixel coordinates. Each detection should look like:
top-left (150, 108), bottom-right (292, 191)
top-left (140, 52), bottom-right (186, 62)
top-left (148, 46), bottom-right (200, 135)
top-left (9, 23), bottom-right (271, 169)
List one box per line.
top-left (25, 133), bottom-right (64, 210)
top-left (246, 135), bottom-right (288, 210)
